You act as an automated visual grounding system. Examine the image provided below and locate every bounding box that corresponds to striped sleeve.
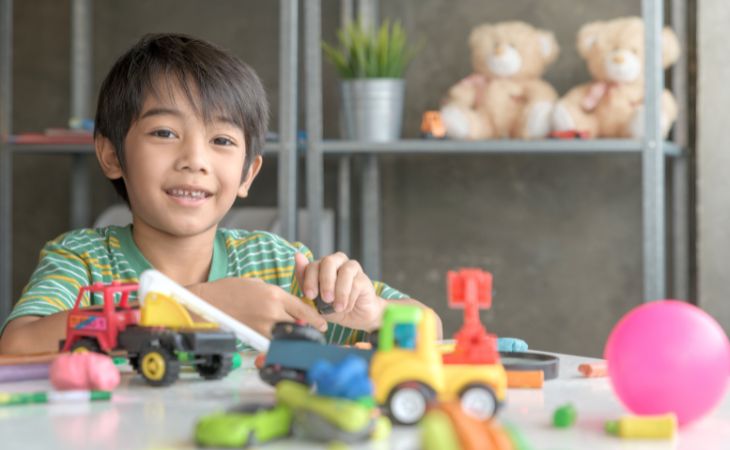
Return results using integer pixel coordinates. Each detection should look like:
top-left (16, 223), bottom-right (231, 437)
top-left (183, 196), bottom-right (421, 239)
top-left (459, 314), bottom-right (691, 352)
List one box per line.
top-left (2, 232), bottom-right (93, 332)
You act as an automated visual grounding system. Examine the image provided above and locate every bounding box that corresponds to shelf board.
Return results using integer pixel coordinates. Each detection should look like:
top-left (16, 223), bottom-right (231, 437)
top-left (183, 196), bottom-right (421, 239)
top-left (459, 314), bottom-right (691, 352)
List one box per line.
top-left (321, 139), bottom-right (682, 156)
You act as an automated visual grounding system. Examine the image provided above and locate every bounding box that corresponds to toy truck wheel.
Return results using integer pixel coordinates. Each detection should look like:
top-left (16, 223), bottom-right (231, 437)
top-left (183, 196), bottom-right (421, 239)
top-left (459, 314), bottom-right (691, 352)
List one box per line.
top-left (271, 322), bottom-right (326, 344)
top-left (386, 382), bottom-right (435, 426)
top-left (259, 364), bottom-right (307, 386)
top-left (138, 345), bottom-right (180, 387)
top-left (196, 354), bottom-right (234, 380)
top-left (459, 383), bottom-right (499, 420)
top-left (71, 338), bottom-right (102, 354)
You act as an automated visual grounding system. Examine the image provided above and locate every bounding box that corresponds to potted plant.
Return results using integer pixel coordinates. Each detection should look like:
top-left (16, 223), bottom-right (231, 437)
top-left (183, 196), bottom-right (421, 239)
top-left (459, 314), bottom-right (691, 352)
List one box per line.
top-left (323, 20), bottom-right (418, 142)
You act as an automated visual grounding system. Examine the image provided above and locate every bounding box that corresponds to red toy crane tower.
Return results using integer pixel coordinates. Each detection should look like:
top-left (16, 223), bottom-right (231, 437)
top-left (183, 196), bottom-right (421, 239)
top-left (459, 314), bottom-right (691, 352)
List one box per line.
top-left (442, 268), bottom-right (500, 365)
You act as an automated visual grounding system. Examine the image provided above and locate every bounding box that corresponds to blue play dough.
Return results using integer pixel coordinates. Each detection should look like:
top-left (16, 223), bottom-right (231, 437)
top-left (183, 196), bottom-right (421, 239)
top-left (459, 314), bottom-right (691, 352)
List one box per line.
top-left (497, 337), bottom-right (528, 352)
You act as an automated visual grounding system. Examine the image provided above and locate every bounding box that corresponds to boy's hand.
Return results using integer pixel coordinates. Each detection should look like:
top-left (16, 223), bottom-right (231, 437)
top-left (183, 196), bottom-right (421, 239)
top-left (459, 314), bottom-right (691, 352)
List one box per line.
top-left (294, 252), bottom-right (386, 331)
top-left (190, 277), bottom-right (328, 338)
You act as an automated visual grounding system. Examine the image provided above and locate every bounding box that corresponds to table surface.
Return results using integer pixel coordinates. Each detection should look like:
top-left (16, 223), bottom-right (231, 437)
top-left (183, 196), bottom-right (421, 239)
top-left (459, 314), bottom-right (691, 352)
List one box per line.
top-left (0, 353), bottom-right (728, 450)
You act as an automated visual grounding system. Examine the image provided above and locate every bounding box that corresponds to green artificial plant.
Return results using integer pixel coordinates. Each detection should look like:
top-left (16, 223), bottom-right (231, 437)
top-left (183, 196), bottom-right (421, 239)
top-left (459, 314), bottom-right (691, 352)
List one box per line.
top-left (322, 19), bottom-right (418, 79)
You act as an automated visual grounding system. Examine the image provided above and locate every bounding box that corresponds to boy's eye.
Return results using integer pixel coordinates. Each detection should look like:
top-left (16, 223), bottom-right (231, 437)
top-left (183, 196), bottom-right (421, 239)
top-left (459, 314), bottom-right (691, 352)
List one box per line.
top-left (212, 136), bottom-right (235, 146)
top-left (151, 129), bottom-right (176, 139)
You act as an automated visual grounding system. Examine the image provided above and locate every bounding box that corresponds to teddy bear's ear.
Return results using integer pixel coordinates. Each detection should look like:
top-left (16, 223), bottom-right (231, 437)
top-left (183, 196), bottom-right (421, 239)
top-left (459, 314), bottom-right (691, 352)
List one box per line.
top-left (469, 24), bottom-right (494, 48)
top-left (661, 27), bottom-right (680, 68)
top-left (577, 21), bottom-right (603, 58)
top-left (538, 30), bottom-right (559, 65)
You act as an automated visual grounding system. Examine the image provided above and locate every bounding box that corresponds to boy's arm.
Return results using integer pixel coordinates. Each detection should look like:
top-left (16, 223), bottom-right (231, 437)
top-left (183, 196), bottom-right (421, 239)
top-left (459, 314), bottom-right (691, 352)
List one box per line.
top-left (0, 313), bottom-right (70, 354)
top-left (0, 231), bottom-right (94, 354)
top-left (188, 277), bottom-right (328, 338)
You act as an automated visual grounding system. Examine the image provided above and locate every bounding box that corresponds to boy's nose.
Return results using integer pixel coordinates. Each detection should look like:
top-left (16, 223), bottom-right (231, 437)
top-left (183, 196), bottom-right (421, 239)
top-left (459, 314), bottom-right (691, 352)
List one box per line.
top-left (176, 136), bottom-right (211, 174)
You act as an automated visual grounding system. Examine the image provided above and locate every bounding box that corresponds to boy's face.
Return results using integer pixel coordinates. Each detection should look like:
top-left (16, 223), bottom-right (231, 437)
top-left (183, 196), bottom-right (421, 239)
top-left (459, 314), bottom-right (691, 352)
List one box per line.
top-left (97, 81), bottom-right (261, 238)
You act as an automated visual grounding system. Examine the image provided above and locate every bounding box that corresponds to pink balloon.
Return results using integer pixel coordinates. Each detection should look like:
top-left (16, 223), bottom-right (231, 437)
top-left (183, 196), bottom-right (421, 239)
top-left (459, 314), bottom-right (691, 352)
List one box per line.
top-left (605, 300), bottom-right (730, 426)
top-left (51, 352), bottom-right (120, 391)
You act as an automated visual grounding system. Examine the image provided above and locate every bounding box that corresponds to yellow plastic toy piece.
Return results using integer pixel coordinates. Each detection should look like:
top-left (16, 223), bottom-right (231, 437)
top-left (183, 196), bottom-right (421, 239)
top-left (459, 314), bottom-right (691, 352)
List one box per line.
top-left (605, 413), bottom-right (677, 439)
top-left (370, 305), bottom-right (507, 424)
top-left (140, 292), bottom-right (218, 330)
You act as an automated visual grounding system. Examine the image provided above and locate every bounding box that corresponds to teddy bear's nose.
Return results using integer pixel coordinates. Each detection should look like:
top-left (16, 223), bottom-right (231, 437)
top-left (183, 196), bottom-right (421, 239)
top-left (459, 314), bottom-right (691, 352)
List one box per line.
top-left (613, 54), bottom-right (625, 64)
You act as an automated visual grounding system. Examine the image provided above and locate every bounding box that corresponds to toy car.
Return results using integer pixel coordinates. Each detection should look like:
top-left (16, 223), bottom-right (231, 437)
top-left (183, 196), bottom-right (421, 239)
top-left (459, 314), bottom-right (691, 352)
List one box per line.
top-left (195, 402), bottom-right (293, 448)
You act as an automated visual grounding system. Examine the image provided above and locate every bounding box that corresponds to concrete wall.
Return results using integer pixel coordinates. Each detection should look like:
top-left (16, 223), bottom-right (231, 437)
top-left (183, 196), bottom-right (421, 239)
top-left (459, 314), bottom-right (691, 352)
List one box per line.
top-left (697, 1), bottom-right (730, 329)
top-left (8, 0), bottom-right (673, 357)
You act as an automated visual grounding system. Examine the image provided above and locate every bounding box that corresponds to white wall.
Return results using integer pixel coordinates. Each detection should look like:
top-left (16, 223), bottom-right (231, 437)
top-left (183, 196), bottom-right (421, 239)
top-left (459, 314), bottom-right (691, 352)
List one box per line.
top-left (698, 0), bottom-right (730, 329)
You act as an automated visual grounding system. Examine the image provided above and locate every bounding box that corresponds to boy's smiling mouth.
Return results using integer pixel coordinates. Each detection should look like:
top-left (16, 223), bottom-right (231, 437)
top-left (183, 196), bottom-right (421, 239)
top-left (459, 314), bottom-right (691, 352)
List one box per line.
top-left (164, 185), bottom-right (213, 205)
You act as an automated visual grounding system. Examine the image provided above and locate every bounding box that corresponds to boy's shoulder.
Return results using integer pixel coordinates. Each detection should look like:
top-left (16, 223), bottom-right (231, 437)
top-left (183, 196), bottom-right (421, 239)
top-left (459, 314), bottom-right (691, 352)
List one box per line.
top-left (218, 228), bottom-right (310, 254)
top-left (46, 226), bottom-right (125, 252)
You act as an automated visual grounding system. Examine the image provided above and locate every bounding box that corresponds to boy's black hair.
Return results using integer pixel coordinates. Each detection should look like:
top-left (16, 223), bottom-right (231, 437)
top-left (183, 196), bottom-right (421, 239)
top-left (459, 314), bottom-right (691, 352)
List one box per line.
top-left (94, 33), bottom-right (269, 203)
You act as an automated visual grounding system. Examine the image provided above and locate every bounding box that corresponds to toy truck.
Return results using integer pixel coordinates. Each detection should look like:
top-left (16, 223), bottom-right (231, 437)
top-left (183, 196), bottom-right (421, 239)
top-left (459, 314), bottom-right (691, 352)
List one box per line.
top-left (261, 269), bottom-right (508, 425)
top-left (60, 281), bottom-right (237, 387)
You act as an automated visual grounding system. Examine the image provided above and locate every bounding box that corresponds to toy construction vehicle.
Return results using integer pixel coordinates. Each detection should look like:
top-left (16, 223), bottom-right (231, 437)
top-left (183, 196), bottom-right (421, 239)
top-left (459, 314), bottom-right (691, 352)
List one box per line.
top-left (60, 281), bottom-right (237, 387)
top-left (261, 268), bottom-right (507, 425)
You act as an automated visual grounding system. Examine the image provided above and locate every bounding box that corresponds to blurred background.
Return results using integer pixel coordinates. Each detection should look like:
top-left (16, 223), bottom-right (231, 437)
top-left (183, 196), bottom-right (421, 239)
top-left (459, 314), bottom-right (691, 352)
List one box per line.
top-left (3, 0), bottom-right (726, 357)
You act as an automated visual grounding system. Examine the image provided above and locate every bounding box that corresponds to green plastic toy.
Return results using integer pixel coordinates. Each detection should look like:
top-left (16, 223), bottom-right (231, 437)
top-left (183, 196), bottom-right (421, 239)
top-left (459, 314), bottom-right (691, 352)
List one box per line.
top-left (195, 403), bottom-right (292, 448)
top-left (553, 403), bottom-right (577, 428)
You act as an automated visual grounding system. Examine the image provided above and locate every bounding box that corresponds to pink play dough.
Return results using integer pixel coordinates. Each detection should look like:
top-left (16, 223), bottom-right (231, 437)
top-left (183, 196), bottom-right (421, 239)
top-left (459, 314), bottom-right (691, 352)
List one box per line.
top-left (50, 352), bottom-right (120, 390)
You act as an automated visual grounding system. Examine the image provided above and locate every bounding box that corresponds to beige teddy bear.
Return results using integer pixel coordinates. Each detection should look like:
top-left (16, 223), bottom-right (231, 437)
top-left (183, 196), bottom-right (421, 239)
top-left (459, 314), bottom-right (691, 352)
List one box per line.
top-left (440, 21), bottom-right (560, 140)
top-left (551, 17), bottom-right (680, 138)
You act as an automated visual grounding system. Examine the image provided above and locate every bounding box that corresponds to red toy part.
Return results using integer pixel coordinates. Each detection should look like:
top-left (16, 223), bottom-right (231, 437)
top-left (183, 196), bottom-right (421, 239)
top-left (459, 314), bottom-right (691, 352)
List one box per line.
top-left (549, 130), bottom-right (590, 139)
top-left (442, 269), bottom-right (499, 365)
top-left (62, 281), bottom-right (140, 353)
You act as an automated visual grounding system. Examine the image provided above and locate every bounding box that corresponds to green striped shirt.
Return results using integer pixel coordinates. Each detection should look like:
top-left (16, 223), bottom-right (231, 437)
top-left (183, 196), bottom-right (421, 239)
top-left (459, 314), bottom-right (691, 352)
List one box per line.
top-left (3, 225), bottom-right (407, 344)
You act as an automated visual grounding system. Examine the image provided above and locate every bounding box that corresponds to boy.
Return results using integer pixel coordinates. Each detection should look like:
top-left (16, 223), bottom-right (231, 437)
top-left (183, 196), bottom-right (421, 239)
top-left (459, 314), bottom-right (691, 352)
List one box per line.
top-left (0, 33), bottom-right (440, 354)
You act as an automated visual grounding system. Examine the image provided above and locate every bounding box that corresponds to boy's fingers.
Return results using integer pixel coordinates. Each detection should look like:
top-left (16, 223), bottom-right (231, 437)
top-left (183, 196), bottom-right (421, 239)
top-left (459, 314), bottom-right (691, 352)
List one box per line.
top-left (293, 252), bottom-right (308, 286)
top-left (318, 252), bottom-right (348, 304)
top-left (334, 261), bottom-right (359, 312)
top-left (284, 294), bottom-right (328, 332)
top-left (294, 252), bottom-right (317, 299)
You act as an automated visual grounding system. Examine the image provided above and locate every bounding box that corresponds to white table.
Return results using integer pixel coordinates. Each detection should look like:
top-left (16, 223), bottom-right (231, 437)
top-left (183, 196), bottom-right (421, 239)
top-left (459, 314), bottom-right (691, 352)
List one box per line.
top-left (1, 353), bottom-right (728, 450)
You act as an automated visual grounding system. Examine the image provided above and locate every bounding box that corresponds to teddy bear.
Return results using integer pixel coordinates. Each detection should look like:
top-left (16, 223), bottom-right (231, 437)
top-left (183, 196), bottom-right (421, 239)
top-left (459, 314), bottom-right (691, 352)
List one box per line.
top-left (551, 17), bottom-right (680, 138)
top-left (440, 21), bottom-right (560, 140)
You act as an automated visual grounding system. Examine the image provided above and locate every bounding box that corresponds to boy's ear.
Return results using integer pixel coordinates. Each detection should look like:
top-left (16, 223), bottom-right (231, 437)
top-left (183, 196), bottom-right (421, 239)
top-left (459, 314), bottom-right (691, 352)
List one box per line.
top-left (95, 136), bottom-right (124, 179)
top-left (237, 155), bottom-right (263, 198)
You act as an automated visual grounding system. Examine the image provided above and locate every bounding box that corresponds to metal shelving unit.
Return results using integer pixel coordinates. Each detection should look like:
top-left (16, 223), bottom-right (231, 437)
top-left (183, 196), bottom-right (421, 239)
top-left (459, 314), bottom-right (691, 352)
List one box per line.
top-left (0, 0), bottom-right (300, 320)
top-left (304, 0), bottom-right (690, 303)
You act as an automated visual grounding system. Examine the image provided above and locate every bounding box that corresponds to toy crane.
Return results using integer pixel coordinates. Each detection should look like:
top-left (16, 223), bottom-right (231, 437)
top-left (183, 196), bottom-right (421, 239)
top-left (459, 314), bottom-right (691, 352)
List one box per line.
top-left (442, 268), bottom-right (499, 365)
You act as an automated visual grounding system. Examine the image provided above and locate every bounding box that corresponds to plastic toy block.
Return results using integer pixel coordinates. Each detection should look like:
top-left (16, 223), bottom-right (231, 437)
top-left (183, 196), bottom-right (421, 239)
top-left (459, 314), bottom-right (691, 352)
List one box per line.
top-left (276, 380), bottom-right (378, 443)
top-left (421, 409), bottom-right (461, 450)
top-left (195, 403), bottom-right (292, 447)
top-left (420, 111), bottom-right (447, 139)
top-left (314, 296), bottom-right (336, 315)
top-left (371, 415), bottom-right (392, 441)
top-left (578, 362), bottom-right (607, 377)
top-left (506, 370), bottom-right (544, 388)
top-left (254, 353), bottom-right (266, 369)
top-left (437, 402), bottom-right (513, 450)
top-left (548, 130), bottom-right (590, 139)
top-left (232, 352), bottom-right (242, 370)
top-left (265, 341), bottom-right (374, 372)
top-left (308, 355), bottom-right (373, 400)
top-left (442, 269), bottom-right (499, 365)
top-left (497, 337), bottom-right (528, 352)
top-left (605, 413), bottom-right (677, 439)
top-left (503, 423), bottom-right (533, 450)
top-left (552, 403), bottom-right (577, 428)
